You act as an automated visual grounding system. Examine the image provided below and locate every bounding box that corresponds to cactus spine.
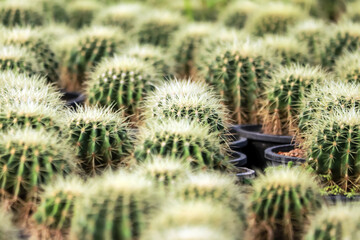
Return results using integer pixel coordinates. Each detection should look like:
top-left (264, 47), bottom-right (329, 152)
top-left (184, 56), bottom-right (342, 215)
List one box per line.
top-left (334, 51), bottom-right (360, 84)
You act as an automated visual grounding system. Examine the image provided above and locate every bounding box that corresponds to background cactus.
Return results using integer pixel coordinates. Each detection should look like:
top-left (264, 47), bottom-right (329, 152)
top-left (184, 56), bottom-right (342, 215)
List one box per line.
top-left (67, 0), bottom-right (102, 29)
top-left (220, 0), bottom-right (258, 29)
top-left (334, 51), bottom-right (360, 83)
top-left (346, 1), bottom-right (360, 23)
top-left (65, 106), bottom-right (133, 175)
top-left (248, 167), bottom-right (322, 240)
top-left (70, 171), bottom-right (159, 240)
top-left (0, 206), bottom-right (18, 240)
top-left (134, 119), bottom-right (231, 171)
top-left (86, 55), bottom-right (158, 118)
top-left (38, 0), bottom-right (68, 23)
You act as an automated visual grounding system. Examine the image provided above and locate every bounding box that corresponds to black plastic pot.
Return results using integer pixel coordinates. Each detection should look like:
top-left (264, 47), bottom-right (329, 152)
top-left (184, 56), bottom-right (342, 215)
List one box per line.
top-left (324, 195), bottom-right (360, 205)
top-left (61, 91), bottom-right (86, 109)
top-left (228, 126), bottom-right (248, 152)
top-left (235, 124), bottom-right (293, 169)
top-left (264, 144), bottom-right (305, 167)
top-left (235, 167), bottom-right (256, 184)
top-left (229, 151), bottom-right (247, 167)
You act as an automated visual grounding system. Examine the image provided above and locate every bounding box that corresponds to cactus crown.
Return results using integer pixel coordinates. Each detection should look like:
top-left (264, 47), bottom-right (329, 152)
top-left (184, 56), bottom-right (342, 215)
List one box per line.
top-left (0, 0), bottom-right (44, 27)
top-left (220, 0), bottom-right (258, 29)
top-left (144, 79), bottom-right (228, 133)
top-left (0, 206), bottom-right (18, 240)
top-left (335, 51), bottom-right (360, 83)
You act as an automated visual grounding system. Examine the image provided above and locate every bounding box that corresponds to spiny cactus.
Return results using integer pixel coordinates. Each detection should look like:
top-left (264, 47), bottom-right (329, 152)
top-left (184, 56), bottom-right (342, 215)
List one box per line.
top-left (261, 64), bottom-right (328, 136)
top-left (321, 22), bottom-right (360, 68)
top-left (305, 205), bottom-right (360, 240)
top-left (346, 1), bottom-right (360, 23)
top-left (1, 27), bottom-right (59, 84)
top-left (248, 167), bottom-right (322, 240)
top-left (317, 0), bottom-right (346, 22)
top-left (334, 51), bottom-right (360, 84)
top-left (86, 55), bottom-right (158, 118)
top-left (65, 105), bottom-right (133, 175)
top-left (264, 35), bottom-right (308, 66)
top-left (304, 108), bottom-right (360, 194)
top-left (67, 0), bottom-right (102, 29)
top-left (70, 171), bottom-right (159, 240)
top-left (245, 2), bottom-right (305, 36)
top-left (33, 177), bottom-right (85, 232)
top-left (0, 0), bottom-right (45, 27)
top-left (134, 119), bottom-right (231, 171)
top-left (0, 206), bottom-right (18, 240)
top-left (220, 0), bottom-right (258, 29)
top-left (38, 0), bottom-right (68, 23)
top-left (144, 79), bottom-right (228, 134)
top-left (95, 3), bottom-right (145, 32)
top-left (135, 10), bottom-right (183, 47)
top-left (124, 44), bottom-right (174, 77)
top-left (199, 39), bottom-right (277, 124)
top-left (0, 128), bottom-right (75, 203)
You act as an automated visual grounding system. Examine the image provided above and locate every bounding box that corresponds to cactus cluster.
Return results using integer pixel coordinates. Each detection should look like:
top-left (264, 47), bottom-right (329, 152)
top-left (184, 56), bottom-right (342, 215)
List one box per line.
top-left (220, 0), bottom-right (257, 29)
top-left (334, 51), bottom-right (360, 84)
top-left (65, 106), bottom-right (133, 175)
top-left (248, 167), bottom-right (322, 240)
top-left (67, 0), bottom-right (102, 29)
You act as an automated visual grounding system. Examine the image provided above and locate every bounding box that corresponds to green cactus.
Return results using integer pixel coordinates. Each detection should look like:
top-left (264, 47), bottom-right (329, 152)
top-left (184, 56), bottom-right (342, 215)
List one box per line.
top-left (38, 0), bottom-right (68, 23)
top-left (0, 128), bottom-right (75, 204)
top-left (264, 35), bottom-right (309, 66)
top-left (1, 27), bottom-right (60, 84)
top-left (248, 167), bottom-right (322, 240)
top-left (0, 206), bottom-right (18, 240)
top-left (261, 64), bottom-right (328, 135)
top-left (317, 0), bottom-right (346, 22)
top-left (220, 0), bottom-right (258, 29)
top-left (67, 0), bottom-right (102, 29)
top-left (144, 79), bottom-right (228, 134)
top-left (135, 10), bottom-right (183, 47)
top-left (86, 55), bottom-right (158, 118)
top-left (199, 39), bottom-right (277, 124)
top-left (246, 2), bottom-right (305, 36)
top-left (65, 105), bottom-right (133, 175)
top-left (346, 1), bottom-right (360, 23)
top-left (70, 171), bottom-right (159, 240)
top-left (124, 44), bottom-right (174, 77)
top-left (33, 177), bottom-right (85, 233)
top-left (134, 119), bottom-right (232, 171)
top-left (305, 205), bottom-right (360, 240)
top-left (0, 0), bottom-right (45, 27)
top-left (334, 51), bottom-right (360, 84)
top-left (304, 108), bottom-right (360, 194)
top-left (95, 3), bottom-right (145, 32)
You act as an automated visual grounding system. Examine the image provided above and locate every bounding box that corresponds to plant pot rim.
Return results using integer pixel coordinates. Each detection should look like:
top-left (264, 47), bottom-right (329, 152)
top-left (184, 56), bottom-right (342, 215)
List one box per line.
top-left (229, 151), bottom-right (247, 167)
top-left (229, 136), bottom-right (248, 148)
top-left (324, 194), bottom-right (360, 204)
top-left (236, 167), bottom-right (255, 177)
top-left (264, 144), bottom-right (305, 164)
top-left (234, 124), bottom-right (293, 143)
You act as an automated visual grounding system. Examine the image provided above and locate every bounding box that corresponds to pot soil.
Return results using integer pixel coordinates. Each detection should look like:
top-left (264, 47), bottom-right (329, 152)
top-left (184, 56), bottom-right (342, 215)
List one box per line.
top-left (264, 144), bottom-right (305, 167)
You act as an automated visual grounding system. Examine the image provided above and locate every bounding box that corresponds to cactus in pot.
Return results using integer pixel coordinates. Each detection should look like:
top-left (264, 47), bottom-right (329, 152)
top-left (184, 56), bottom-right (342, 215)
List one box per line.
top-left (220, 0), bottom-right (258, 30)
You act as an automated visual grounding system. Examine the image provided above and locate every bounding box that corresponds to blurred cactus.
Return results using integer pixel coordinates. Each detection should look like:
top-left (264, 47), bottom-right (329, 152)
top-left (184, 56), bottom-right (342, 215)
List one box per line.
top-left (0, 206), bottom-right (18, 240)
top-left (220, 0), bottom-right (258, 29)
top-left (67, 0), bottom-right (102, 29)
top-left (334, 51), bottom-right (360, 83)
top-left (317, 0), bottom-right (346, 22)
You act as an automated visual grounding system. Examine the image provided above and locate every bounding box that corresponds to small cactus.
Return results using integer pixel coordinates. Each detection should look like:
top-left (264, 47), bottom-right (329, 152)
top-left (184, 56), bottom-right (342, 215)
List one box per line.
top-left (0, 128), bottom-right (75, 203)
top-left (67, 0), bottom-right (102, 29)
top-left (334, 51), bottom-right (360, 83)
top-left (65, 105), bottom-right (133, 175)
top-left (0, 206), bottom-right (18, 240)
top-left (247, 167), bottom-right (322, 240)
top-left (261, 64), bottom-right (328, 135)
top-left (70, 171), bottom-right (160, 240)
top-left (220, 0), bottom-right (258, 29)
top-left (134, 119), bottom-right (231, 171)
top-left (86, 55), bottom-right (158, 118)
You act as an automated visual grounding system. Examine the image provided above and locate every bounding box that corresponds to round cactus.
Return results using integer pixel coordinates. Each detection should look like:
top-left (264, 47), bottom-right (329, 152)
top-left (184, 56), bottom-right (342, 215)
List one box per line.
top-left (39, 0), bottom-right (68, 23)
top-left (0, 206), bottom-right (18, 240)
top-left (95, 3), bottom-right (145, 32)
top-left (144, 79), bottom-right (228, 134)
top-left (245, 2), bottom-right (305, 36)
top-left (248, 167), bottom-right (322, 240)
top-left (70, 171), bottom-right (160, 240)
top-left (134, 119), bottom-right (231, 171)
top-left (67, 0), bottom-right (102, 29)
top-left (199, 39), bottom-right (277, 124)
top-left (135, 10), bottom-right (183, 47)
top-left (124, 44), bottom-right (174, 77)
top-left (317, 0), bottom-right (346, 22)
top-left (0, 128), bottom-right (75, 203)
top-left (86, 55), bottom-right (158, 118)
top-left (33, 177), bottom-right (85, 232)
top-left (220, 0), bottom-right (258, 29)
top-left (65, 105), bottom-right (133, 176)
top-left (0, 0), bottom-right (45, 27)
top-left (304, 108), bottom-right (360, 194)
top-left (334, 51), bottom-right (360, 84)
top-left (260, 64), bottom-right (328, 135)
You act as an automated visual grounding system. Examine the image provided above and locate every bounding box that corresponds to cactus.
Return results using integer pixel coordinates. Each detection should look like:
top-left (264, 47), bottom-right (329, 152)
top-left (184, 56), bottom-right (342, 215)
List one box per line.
top-left (0, 206), bottom-right (18, 240)
top-left (334, 51), bottom-right (360, 84)
top-left (95, 3), bottom-right (145, 32)
top-left (346, 1), bottom-right (360, 23)
top-left (86, 55), bottom-right (158, 118)
top-left (33, 177), bottom-right (85, 233)
top-left (264, 35), bottom-right (308, 66)
top-left (134, 119), bottom-right (232, 171)
top-left (70, 171), bottom-right (159, 240)
top-left (304, 108), bottom-right (360, 194)
top-left (321, 22), bottom-right (360, 68)
top-left (0, 0), bottom-right (45, 27)
top-left (124, 44), bottom-right (174, 77)
top-left (220, 0), bottom-right (258, 29)
top-left (245, 2), bottom-right (305, 36)
top-left (135, 10), bottom-right (183, 47)
top-left (65, 105), bottom-right (133, 175)
top-left (67, 0), bottom-right (102, 29)
top-left (317, 0), bottom-right (346, 22)
top-left (199, 39), bottom-right (277, 124)
top-left (248, 167), bottom-right (322, 240)
top-left (0, 128), bottom-right (75, 203)
top-left (144, 79), bottom-right (228, 134)
top-left (305, 205), bottom-right (360, 240)
top-left (39, 0), bottom-right (68, 23)
top-left (2, 27), bottom-right (60, 84)
top-left (261, 64), bottom-right (328, 136)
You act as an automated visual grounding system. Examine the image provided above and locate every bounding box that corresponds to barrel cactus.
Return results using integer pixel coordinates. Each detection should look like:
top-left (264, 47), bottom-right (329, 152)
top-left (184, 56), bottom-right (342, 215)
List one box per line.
top-left (38, 0), bottom-right (68, 23)
top-left (220, 0), bottom-right (258, 29)
top-left (317, 0), bottom-right (346, 22)
top-left (346, 1), bottom-right (360, 23)
top-left (134, 119), bottom-right (231, 171)
top-left (65, 105), bottom-right (133, 175)
top-left (0, 128), bottom-right (75, 204)
top-left (70, 171), bottom-right (160, 240)
top-left (86, 55), bottom-right (158, 118)
top-left (334, 51), bottom-right (360, 84)
top-left (67, 0), bottom-right (102, 29)
top-left (0, 206), bottom-right (18, 240)
top-left (0, 0), bottom-right (44, 27)
top-left (248, 167), bottom-right (322, 240)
